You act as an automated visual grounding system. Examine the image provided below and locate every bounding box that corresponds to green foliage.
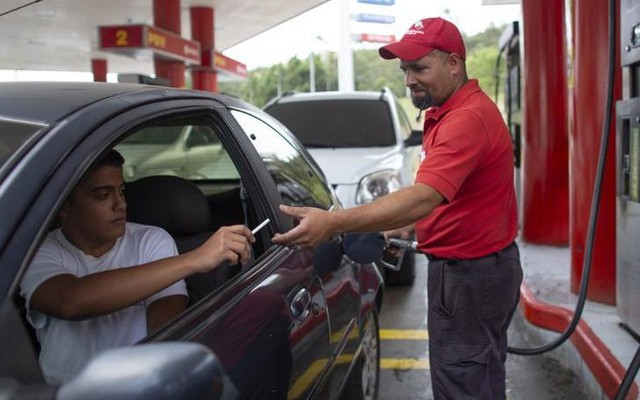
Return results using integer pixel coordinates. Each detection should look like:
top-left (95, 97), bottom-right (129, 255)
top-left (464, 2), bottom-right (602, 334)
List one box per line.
top-left (467, 46), bottom-right (502, 101)
top-left (462, 24), bottom-right (505, 54)
top-left (353, 49), bottom-right (405, 97)
top-left (218, 23), bottom-right (510, 108)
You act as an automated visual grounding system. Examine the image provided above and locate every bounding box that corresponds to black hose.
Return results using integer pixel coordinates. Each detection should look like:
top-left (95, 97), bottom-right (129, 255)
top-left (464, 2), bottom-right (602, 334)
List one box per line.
top-left (620, 322), bottom-right (640, 344)
top-left (0, 0), bottom-right (42, 18)
top-left (507, 0), bottom-right (616, 355)
top-left (615, 343), bottom-right (640, 400)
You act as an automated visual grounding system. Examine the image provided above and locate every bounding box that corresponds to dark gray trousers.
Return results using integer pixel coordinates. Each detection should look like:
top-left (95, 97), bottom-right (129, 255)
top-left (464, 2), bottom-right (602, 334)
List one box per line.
top-left (426, 242), bottom-right (522, 400)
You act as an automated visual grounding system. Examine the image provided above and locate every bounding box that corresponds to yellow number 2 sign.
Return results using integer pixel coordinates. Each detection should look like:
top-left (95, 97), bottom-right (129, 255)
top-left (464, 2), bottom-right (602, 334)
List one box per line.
top-left (115, 29), bottom-right (128, 46)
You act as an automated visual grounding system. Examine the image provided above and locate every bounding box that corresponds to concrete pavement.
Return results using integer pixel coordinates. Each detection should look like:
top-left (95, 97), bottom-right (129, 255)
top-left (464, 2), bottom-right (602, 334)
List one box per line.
top-left (516, 240), bottom-right (640, 399)
top-left (378, 252), bottom-right (589, 399)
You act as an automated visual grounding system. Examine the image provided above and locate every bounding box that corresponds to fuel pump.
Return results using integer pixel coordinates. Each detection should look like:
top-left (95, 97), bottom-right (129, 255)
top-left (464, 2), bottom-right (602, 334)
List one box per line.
top-left (496, 22), bottom-right (522, 206)
top-left (497, 21), bottom-right (521, 168)
top-left (616, 0), bottom-right (640, 339)
top-left (614, 0), bottom-right (640, 397)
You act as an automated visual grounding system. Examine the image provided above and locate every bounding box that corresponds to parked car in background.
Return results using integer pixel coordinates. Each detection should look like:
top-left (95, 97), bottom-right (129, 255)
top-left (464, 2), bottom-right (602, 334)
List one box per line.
top-left (264, 88), bottom-right (422, 285)
top-left (117, 124), bottom-right (240, 181)
top-left (0, 82), bottom-right (386, 399)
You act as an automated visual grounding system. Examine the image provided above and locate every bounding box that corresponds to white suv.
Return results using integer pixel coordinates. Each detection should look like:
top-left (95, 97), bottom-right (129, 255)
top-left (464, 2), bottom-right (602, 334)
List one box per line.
top-left (264, 88), bottom-right (422, 285)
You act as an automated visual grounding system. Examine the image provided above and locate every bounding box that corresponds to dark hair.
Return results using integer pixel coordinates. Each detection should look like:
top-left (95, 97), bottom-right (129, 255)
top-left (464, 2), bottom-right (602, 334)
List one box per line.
top-left (97, 149), bottom-right (125, 168)
top-left (79, 149), bottom-right (124, 182)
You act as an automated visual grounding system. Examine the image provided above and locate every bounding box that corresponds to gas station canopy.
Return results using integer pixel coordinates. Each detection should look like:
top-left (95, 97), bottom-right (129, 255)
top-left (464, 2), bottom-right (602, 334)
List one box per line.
top-left (0, 0), bottom-right (329, 74)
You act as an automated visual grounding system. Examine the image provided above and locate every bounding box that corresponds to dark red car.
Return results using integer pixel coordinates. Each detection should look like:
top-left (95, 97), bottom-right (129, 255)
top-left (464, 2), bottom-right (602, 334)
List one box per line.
top-left (0, 82), bottom-right (385, 399)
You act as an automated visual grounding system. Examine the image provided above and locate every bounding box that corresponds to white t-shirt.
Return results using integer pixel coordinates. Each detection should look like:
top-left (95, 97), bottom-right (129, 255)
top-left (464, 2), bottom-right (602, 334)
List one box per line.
top-left (20, 222), bottom-right (188, 384)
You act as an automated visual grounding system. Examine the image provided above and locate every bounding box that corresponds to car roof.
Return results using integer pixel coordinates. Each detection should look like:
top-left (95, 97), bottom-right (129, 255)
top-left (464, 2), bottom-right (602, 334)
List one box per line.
top-left (264, 88), bottom-right (392, 107)
top-left (0, 82), bottom-right (257, 125)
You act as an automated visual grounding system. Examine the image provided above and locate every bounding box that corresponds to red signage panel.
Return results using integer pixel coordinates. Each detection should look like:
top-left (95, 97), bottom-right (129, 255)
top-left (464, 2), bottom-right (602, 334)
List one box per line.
top-left (99, 25), bottom-right (145, 48)
top-left (213, 52), bottom-right (247, 78)
top-left (99, 24), bottom-right (201, 65)
top-left (146, 26), bottom-right (200, 64)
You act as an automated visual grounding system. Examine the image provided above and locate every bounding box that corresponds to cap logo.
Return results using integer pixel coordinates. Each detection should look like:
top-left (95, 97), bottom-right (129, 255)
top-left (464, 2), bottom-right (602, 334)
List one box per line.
top-left (405, 20), bottom-right (424, 36)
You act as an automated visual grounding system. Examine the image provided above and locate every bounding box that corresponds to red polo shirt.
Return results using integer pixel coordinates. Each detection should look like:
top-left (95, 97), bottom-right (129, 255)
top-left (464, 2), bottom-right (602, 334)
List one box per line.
top-left (415, 79), bottom-right (517, 258)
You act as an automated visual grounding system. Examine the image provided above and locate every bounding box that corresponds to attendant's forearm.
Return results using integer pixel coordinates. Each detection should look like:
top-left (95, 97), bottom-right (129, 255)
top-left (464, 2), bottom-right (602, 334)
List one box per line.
top-left (332, 184), bottom-right (441, 234)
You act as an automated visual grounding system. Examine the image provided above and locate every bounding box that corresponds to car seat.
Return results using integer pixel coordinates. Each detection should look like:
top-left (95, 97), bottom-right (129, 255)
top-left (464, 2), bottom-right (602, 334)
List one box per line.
top-left (125, 175), bottom-right (236, 304)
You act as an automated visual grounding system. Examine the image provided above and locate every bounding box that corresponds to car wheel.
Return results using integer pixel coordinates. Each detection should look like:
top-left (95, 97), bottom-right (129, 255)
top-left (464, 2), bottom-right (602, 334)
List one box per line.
top-left (341, 309), bottom-right (380, 400)
top-left (385, 252), bottom-right (416, 286)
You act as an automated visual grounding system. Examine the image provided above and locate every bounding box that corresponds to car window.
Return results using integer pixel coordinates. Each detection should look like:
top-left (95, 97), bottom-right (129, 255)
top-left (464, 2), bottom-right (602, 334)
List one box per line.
top-left (115, 117), bottom-right (269, 300)
top-left (264, 99), bottom-right (396, 148)
top-left (116, 123), bottom-right (240, 182)
top-left (0, 118), bottom-right (46, 171)
top-left (397, 103), bottom-right (415, 141)
top-left (120, 126), bottom-right (182, 145)
top-left (231, 110), bottom-right (334, 210)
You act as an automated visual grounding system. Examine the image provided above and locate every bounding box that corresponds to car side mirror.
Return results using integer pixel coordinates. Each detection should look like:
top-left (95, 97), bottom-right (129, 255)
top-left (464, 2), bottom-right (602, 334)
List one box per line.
top-left (57, 342), bottom-right (227, 400)
top-left (342, 232), bottom-right (386, 264)
top-left (404, 129), bottom-right (423, 147)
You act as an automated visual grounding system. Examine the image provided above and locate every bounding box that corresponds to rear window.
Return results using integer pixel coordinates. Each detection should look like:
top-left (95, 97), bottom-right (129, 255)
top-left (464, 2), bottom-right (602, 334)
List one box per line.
top-left (265, 99), bottom-right (396, 148)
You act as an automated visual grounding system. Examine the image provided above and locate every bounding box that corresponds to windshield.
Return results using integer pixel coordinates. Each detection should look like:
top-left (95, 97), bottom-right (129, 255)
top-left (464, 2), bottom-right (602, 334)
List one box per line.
top-left (265, 99), bottom-right (396, 148)
top-left (0, 118), bottom-right (45, 169)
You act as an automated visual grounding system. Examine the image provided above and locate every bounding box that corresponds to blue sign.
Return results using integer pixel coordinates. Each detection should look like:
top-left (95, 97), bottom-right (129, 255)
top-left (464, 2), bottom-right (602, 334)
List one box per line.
top-left (357, 0), bottom-right (395, 5)
top-left (354, 13), bottom-right (396, 24)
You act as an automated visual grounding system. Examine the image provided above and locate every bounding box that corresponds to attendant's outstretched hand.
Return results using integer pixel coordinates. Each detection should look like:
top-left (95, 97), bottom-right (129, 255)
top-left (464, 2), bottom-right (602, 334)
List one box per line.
top-left (272, 205), bottom-right (335, 249)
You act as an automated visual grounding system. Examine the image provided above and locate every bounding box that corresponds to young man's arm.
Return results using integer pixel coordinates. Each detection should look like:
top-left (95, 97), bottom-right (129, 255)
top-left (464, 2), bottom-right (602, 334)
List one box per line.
top-left (273, 182), bottom-right (444, 248)
top-left (29, 225), bottom-right (253, 320)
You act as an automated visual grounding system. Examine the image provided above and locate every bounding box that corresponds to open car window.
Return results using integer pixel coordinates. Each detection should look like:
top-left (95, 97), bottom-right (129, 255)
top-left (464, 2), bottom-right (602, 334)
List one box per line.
top-left (114, 117), bottom-right (264, 305)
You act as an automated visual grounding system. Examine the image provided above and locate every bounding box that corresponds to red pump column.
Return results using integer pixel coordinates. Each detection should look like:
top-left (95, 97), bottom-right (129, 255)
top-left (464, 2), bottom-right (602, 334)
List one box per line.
top-left (521, 0), bottom-right (569, 244)
top-left (569, 0), bottom-right (621, 304)
top-left (92, 58), bottom-right (107, 82)
top-left (190, 7), bottom-right (217, 92)
top-left (153, 0), bottom-right (185, 88)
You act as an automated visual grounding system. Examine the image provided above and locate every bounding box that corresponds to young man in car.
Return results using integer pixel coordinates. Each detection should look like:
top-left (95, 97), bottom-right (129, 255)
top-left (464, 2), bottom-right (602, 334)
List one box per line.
top-left (20, 149), bottom-right (255, 384)
top-left (272, 18), bottom-right (522, 399)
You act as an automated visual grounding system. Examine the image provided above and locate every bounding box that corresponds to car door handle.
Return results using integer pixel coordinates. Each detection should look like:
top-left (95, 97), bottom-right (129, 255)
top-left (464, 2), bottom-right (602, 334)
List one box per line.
top-left (289, 287), bottom-right (311, 321)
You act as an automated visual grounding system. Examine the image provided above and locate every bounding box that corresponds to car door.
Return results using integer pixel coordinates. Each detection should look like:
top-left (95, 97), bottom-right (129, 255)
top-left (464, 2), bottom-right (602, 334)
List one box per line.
top-left (230, 109), bottom-right (363, 398)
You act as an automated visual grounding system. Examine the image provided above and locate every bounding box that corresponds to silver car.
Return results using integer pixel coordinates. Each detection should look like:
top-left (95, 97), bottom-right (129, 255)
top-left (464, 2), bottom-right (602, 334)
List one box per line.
top-left (265, 88), bottom-right (422, 285)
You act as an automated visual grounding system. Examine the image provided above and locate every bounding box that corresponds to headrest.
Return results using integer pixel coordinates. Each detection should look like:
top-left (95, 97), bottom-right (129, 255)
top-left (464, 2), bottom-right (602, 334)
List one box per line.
top-left (126, 176), bottom-right (212, 236)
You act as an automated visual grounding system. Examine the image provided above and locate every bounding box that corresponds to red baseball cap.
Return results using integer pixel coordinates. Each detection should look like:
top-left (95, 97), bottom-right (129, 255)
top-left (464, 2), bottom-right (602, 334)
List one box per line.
top-left (379, 17), bottom-right (466, 61)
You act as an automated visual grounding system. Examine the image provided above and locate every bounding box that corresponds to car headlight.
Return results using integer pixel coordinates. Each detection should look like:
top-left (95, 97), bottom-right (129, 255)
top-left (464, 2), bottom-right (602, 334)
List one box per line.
top-left (355, 170), bottom-right (402, 204)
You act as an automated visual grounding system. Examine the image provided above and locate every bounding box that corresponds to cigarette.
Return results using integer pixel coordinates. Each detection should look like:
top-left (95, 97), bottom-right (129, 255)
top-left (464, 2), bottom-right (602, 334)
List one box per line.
top-left (251, 218), bottom-right (271, 235)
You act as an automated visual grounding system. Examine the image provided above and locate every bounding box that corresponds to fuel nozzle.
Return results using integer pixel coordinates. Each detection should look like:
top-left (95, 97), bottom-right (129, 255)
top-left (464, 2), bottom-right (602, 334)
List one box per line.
top-left (380, 237), bottom-right (418, 271)
top-left (386, 238), bottom-right (418, 252)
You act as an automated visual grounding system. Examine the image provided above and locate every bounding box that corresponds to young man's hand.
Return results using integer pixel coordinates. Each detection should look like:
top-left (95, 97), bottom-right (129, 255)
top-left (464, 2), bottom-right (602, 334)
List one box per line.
top-left (193, 225), bottom-right (255, 271)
